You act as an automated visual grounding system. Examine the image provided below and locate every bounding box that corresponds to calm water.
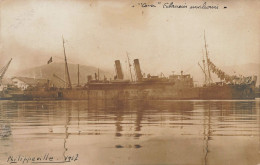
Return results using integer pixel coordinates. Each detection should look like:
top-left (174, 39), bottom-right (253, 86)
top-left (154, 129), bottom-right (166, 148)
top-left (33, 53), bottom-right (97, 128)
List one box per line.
top-left (0, 99), bottom-right (260, 165)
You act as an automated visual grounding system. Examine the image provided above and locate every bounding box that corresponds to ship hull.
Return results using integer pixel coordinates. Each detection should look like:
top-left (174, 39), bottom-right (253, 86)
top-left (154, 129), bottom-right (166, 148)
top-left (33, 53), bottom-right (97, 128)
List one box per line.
top-left (198, 84), bottom-right (255, 100)
top-left (7, 82), bottom-right (256, 100)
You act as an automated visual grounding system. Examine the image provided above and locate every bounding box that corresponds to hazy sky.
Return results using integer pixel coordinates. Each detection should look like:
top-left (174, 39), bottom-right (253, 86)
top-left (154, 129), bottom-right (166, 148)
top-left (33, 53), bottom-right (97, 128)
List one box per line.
top-left (0, 0), bottom-right (259, 78)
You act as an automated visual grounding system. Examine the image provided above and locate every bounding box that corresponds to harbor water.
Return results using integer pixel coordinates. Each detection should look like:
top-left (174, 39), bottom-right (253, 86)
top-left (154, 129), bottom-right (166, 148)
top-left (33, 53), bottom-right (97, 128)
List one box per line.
top-left (0, 99), bottom-right (260, 165)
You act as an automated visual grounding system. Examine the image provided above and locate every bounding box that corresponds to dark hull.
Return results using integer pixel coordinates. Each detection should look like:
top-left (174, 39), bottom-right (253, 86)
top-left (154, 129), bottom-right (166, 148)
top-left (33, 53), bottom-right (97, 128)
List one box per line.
top-left (198, 84), bottom-right (255, 100)
top-left (5, 82), bottom-right (256, 101)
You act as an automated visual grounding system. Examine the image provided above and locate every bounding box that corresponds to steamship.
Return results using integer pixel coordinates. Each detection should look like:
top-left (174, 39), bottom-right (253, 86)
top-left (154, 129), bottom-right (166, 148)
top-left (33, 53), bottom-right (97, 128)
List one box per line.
top-left (15, 56), bottom-right (257, 101)
top-left (7, 36), bottom-right (258, 100)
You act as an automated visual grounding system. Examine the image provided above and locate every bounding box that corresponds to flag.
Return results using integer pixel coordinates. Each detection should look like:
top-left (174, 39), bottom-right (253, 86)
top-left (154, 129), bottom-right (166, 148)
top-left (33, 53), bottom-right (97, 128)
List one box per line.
top-left (47, 57), bottom-right (52, 64)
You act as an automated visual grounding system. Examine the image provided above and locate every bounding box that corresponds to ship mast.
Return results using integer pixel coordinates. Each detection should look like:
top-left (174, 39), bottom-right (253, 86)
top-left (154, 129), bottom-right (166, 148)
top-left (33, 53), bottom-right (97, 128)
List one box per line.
top-left (77, 64), bottom-right (80, 86)
top-left (0, 58), bottom-right (12, 84)
top-left (202, 49), bottom-right (208, 84)
top-left (199, 32), bottom-right (255, 85)
top-left (98, 68), bottom-right (100, 81)
top-left (53, 74), bottom-right (66, 88)
top-left (204, 31), bottom-right (212, 84)
top-left (62, 36), bottom-right (72, 89)
top-left (126, 52), bottom-right (133, 82)
top-left (198, 62), bottom-right (207, 85)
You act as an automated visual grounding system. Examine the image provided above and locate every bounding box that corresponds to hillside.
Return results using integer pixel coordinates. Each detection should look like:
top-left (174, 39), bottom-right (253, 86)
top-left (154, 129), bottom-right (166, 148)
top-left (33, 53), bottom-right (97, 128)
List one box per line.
top-left (16, 63), bottom-right (113, 87)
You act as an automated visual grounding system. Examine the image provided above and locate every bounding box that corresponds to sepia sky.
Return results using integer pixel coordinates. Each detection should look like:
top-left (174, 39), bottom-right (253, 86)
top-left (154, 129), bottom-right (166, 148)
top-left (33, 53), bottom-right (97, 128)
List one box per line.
top-left (0, 0), bottom-right (259, 79)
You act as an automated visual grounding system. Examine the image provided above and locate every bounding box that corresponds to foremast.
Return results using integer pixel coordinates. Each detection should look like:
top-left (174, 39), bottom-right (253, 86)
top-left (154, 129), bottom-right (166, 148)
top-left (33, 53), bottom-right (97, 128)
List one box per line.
top-left (62, 36), bottom-right (72, 89)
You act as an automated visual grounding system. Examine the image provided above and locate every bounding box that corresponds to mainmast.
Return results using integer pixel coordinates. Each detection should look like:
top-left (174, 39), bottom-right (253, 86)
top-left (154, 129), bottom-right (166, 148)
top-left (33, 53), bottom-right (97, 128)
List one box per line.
top-left (62, 36), bottom-right (72, 89)
top-left (77, 64), bottom-right (80, 86)
top-left (198, 62), bottom-right (207, 85)
top-left (202, 49), bottom-right (208, 84)
top-left (126, 52), bottom-right (133, 82)
top-left (200, 32), bottom-right (254, 85)
top-left (98, 68), bottom-right (100, 81)
top-left (204, 31), bottom-right (212, 84)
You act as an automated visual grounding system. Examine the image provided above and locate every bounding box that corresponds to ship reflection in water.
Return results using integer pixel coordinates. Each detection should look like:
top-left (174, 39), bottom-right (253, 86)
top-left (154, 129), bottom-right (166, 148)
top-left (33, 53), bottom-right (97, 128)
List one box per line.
top-left (0, 99), bottom-right (260, 165)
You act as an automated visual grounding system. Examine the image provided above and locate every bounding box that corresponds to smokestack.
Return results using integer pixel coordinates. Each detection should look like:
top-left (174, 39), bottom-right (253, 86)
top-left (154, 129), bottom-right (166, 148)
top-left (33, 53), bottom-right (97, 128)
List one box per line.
top-left (134, 59), bottom-right (143, 81)
top-left (115, 60), bottom-right (124, 79)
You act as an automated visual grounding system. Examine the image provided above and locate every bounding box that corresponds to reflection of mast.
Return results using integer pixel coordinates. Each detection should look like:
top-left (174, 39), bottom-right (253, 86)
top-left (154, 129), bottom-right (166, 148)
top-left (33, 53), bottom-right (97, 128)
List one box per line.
top-left (115, 103), bottom-right (123, 137)
top-left (203, 103), bottom-right (211, 165)
top-left (257, 101), bottom-right (260, 154)
top-left (77, 103), bottom-right (80, 129)
top-left (63, 106), bottom-right (71, 159)
top-left (135, 101), bottom-right (144, 132)
top-left (204, 31), bottom-right (212, 84)
top-left (62, 36), bottom-right (72, 89)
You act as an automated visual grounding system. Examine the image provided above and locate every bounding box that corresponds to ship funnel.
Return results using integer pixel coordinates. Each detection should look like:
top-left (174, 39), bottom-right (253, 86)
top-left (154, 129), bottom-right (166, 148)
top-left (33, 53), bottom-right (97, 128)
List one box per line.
top-left (115, 60), bottom-right (124, 79)
top-left (134, 59), bottom-right (143, 81)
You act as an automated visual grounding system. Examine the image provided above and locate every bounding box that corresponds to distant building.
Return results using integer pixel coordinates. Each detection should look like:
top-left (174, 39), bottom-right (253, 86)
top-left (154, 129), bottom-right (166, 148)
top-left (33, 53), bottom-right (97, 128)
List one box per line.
top-left (11, 77), bottom-right (50, 90)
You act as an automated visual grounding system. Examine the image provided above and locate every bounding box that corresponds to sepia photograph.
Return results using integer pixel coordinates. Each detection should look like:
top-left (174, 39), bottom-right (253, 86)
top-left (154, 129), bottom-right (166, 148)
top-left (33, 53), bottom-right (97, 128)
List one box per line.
top-left (0, 0), bottom-right (259, 164)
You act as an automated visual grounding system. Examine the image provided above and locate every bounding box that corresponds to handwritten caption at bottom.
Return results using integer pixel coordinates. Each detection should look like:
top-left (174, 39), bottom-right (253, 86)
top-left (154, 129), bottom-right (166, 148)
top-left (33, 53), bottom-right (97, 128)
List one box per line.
top-left (6, 153), bottom-right (78, 164)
